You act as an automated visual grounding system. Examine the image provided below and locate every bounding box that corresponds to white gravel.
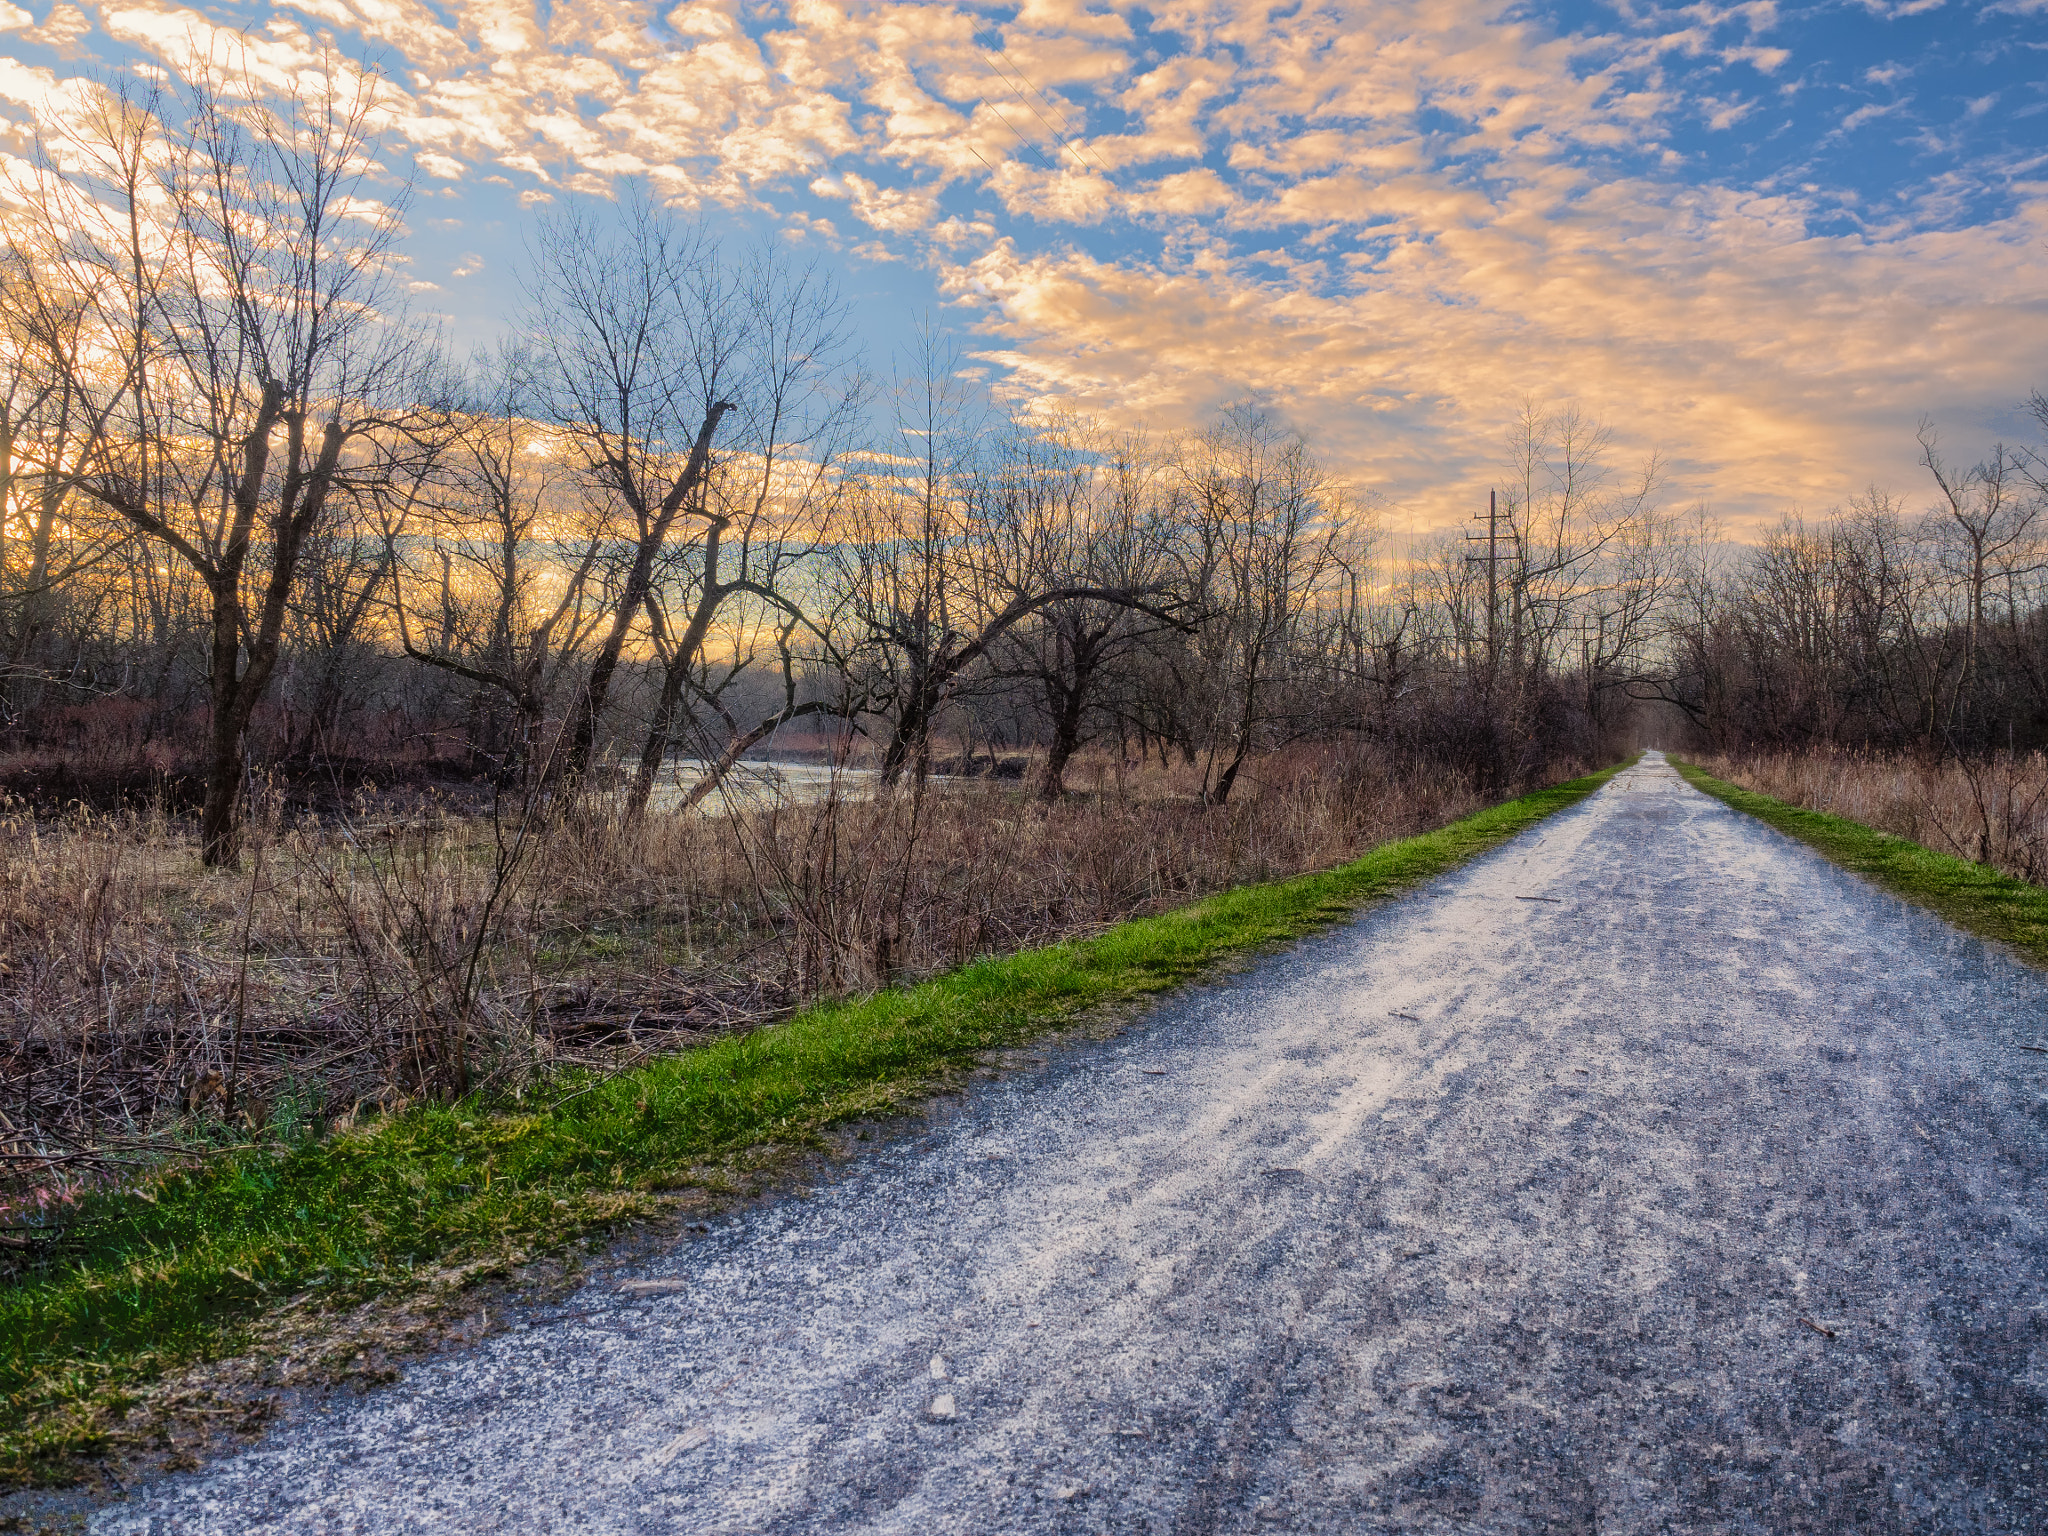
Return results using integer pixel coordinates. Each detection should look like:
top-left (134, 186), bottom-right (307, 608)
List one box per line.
top-left (100, 753), bottom-right (2048, 1534)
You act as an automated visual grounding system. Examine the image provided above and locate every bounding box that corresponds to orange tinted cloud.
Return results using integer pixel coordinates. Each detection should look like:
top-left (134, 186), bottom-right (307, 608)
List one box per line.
top-left (1, 0), bottom-right (2037, 532)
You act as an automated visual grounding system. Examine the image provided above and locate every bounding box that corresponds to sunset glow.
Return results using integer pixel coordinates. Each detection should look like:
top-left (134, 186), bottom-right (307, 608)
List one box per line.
top-left (1, 0), bottom-right (2041, 533)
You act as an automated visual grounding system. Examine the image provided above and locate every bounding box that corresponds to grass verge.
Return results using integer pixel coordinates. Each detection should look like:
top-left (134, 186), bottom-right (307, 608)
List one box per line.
top-left (1671, 757), bottom-right (2048, 969)
top-left (2, 758), bottom-right (1629, 1486)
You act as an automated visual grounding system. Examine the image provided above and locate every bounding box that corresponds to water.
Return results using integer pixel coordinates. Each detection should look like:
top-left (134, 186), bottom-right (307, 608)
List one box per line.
top-left (639, 758), bottom-right (885, 814)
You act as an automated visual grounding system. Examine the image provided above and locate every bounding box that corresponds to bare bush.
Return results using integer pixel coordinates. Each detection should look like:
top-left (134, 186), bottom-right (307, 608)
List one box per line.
top-left (1697, 746), bottom-right (2048, 883)
top-left (0, 740), bottom-right (1516, 1198)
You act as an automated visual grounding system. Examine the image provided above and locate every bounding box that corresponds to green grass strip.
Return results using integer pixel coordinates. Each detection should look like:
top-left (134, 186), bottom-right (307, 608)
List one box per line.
top-left (1671, 757), bottom-right (2048, 969)
top-left (1, 758), bottom-right (1629, 1480)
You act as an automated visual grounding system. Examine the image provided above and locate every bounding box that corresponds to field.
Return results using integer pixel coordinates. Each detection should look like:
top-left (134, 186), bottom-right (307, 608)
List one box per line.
top-left (2, 744), bottom-right (1505, 1210)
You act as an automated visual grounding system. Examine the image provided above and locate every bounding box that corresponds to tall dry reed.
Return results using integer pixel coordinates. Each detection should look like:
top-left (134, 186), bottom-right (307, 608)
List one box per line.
top-left (1697, 747), bottom-right (2048, 885)
top-left (1, 742), bottom-right (1501, 1205)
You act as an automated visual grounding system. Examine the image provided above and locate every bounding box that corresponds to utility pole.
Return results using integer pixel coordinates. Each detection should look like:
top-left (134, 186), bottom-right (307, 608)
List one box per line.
top-left (1465, 489), bottom-right (1501, 682)
top-left (1581, 619), bottom-right (1594, 723)
top-left (1488, 488), bottom-right (1499, 671)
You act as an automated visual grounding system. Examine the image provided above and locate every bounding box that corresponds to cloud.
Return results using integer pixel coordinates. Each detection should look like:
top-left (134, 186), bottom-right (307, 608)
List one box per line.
top-left (1699, 94), bottom-right (1754, 130)
top-left (1838, 98), bottom-right (1908, 134)
top-left (6, 0), bottom-right (2037, 537)
top-left (933, 178), bottom-right (2048, 531)
top-left (28, 2), bottom-right (88, 50)
top-left (1720, 44), bottom-right (1789, 72)
top-left (811, 168), bottom-right (937, 231)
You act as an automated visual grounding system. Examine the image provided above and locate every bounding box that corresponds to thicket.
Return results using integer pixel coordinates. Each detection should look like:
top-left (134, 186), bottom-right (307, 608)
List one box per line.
top-left (1646, 401), bottom-right (2048, 888)
top-left (1644, 405), bottom-right (2048, 759)
top-left (1690, 748), bottom-right (2048, 887)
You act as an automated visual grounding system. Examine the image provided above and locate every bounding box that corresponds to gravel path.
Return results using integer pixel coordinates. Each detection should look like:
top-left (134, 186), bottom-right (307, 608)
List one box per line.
top-left (102, 753), bottom-right (2048, 1534)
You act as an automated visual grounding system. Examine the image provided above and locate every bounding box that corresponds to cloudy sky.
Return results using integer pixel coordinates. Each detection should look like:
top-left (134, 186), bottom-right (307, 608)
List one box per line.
top-left (1, 0), bottom-right (2042, 534)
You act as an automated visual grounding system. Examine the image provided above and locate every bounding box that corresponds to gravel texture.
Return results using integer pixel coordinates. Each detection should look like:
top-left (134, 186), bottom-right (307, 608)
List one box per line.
top-left (100, 753), bottom-right (2048, 1534)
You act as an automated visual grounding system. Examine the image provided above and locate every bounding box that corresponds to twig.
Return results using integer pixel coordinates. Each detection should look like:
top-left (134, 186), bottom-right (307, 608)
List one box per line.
top-left (227, 842), bottom-right (266, 1118)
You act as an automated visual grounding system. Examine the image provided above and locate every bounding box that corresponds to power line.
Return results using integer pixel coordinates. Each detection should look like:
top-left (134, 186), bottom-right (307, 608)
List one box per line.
top-left (979, 39), bottom-right (1093, 155)
top-left (979, 49), bottom-right (1090, 172)
top-left (975, 94), bottom-right (1061, 172)
top-left (970, 27), bottom-right (1119, 184)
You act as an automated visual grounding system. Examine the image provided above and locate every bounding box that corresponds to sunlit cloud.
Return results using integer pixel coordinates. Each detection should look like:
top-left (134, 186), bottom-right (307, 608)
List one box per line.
top-left (0, 0), bottom-right (2039, 535)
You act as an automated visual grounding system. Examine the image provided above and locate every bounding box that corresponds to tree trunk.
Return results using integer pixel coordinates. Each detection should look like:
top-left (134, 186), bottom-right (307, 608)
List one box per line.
top-left (1039, 682), bottom-right (1086, 800)
top-left (1207, 743), bottom-right (1249, 806)
top-left (200, 543), bottom-right (248, 869)
top-left (879, 686), bottom-right (933, 788)
top-left (201, 668), bottom-right (246, 866)
top-left (674, 700), bottom-right (839, 813)
top-left (565, 402), bottom-right (733, 786)
top-left (626, 663), bottom-right (694, 819)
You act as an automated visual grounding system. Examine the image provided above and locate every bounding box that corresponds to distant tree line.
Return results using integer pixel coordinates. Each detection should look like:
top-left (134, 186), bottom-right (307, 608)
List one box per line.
top-left (1641, 409), bottom-right (2048, 757)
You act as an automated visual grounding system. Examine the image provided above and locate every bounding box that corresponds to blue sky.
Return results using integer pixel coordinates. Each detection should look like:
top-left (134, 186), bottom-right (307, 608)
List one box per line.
top-left (1, 0), bottom-right (2042, 534)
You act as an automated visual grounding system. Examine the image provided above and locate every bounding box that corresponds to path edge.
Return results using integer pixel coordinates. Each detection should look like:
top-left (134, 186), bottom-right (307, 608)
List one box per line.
top-left (1670, 756), bottom-right (2048, 972)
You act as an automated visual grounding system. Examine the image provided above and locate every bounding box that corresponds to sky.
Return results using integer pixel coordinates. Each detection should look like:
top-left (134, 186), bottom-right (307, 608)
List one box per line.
top-left (0, 0), bottom-right (2043, 538)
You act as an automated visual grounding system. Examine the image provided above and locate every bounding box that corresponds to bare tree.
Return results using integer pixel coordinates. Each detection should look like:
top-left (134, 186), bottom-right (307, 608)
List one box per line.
top-left (992, 422), bottom-right (1178, 798)
top-left (387, 353), bottom-right (607, 784)
top-left (522, 197), bottom-right (744, 788)
top-left (1920, 421), bottom-right (2047, 724)
top-left (1171, 406), bottom-right (1344, 805)
top-left (279, 521), bottom-right (394, 759)
top-left (825, 347), bottom-right (1173, 787)
top-left (1302, 512), bottom-right (1420, 742)
top-left (0, 257), bottom-right (126, 721)
top-left (1489, 403), bottom-right (1658, 696)
top-left (2, 57), bottom-right (443, 864)
top-left (624, 247), bottom-right (864, 818)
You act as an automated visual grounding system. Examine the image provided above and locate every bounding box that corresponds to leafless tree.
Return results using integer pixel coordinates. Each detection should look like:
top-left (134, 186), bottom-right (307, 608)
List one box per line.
top-left (1, 55), bottom-right (445, 864)
top-left (387, 352), bottom-right (607, 784)
top-left (993, 422), bottom-right (1179, 797)
top-left (522, 197), bottom-right (746, 788)
top-left (824, 346), bottom-right (1174, 787)
top-left (625, 246), bottom-right (865, 818)
top-left (278, 522), bottom-right (394, 758)
top-left (1920, 421), bottom-right (2048, 716)
top-left (1486, 403), bottom-right (1659, 695)
top-left (1171, 406), bottom-right (1345, 805)
top-left (0, 258), bottom-right (126, 721)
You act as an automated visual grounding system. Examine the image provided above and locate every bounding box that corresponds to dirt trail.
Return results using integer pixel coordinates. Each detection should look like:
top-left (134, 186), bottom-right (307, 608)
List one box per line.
top-left (100, 753), bottom-right (2048, 1534)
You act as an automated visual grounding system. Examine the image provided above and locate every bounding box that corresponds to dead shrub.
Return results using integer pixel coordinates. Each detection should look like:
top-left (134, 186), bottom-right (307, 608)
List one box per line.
top-left (1697, 746), bottom-right (2048, 884)
top-left (1, 739), bottom-right (1513, 1207)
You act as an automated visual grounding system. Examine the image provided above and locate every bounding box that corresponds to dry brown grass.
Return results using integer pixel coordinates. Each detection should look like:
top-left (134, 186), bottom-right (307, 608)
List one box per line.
top-left (1695, 746), bottom-right (2048, 886)
top-left (1, 742), bottom-right (1492, 1199)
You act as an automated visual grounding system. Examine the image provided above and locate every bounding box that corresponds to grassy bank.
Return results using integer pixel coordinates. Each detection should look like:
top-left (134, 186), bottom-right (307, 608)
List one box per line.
top-left (2, 758), bottom-right (1628, 1485)
top-left (1672, 758), bottom-right (2048, 970)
